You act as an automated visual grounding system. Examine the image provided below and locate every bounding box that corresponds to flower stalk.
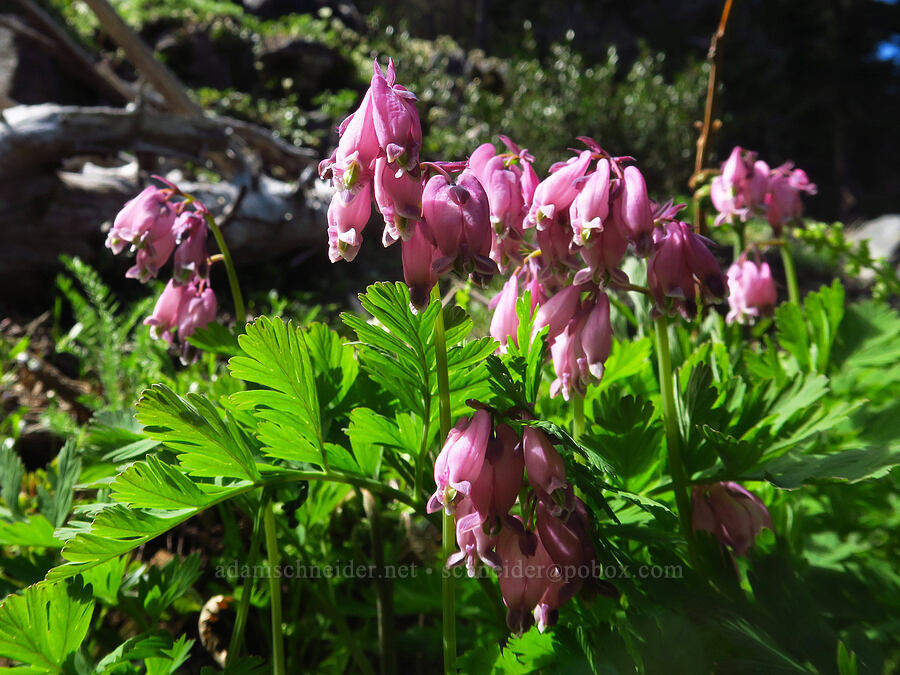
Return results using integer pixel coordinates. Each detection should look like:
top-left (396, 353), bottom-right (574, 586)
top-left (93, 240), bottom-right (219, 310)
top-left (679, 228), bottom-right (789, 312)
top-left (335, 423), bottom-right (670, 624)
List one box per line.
top-left (263, 499), bottom-right (285, 675)
top-left (431, 286), bottom-right (456, 675)
top-left (202, 211), bottom-right (246, 325)
top-left (780, 242), bottom-right (800, 305)
top-left (653, 316), bottom-right (697, 565)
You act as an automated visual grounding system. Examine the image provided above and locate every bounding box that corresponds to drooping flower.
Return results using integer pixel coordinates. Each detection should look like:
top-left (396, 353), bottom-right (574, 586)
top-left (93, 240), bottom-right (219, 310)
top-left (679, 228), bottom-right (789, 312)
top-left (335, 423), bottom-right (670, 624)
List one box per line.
top-left (106, 185), bottom-right (176, 255)
top-left (427, 410), bottom-right (492, 514)
top-left (710, 146), bottom-right (768, 226)
top-left (647, 221), bottom-right (727, 319)
top-left (692, 482), bottom-right (773, 556)
top-left (446, 497), bottom-right (502, 577)
top-left (401, 222), bottom-right (440, 310)
top-left (177, 282), bottom-right (217, 340)
top-left (144, 279), bottom-right (187, 343)
top-left (725, 257), bottom-right (777, 324)
top-left (569, 159), bottom-right (612, 245)
top-left (611, 165), bottom-right (655, 254)
top-left (497, 520), bottom-right (556, 636)
top-left (421, 169), bottom-right (498, 283)
top-left (522, 427), bottom-right (569, 505)
top-left (374, 156), bottom-right (423, 245)
top-left (371, 58), bottom-right (422, 172)
top-left (466, 424), bottom-right (524, 529)
top-left (171, 211), bottom-right (209, 285)
top-left (525, 150), bottom-right (592, 229)
top-left (326, 184), bottom-right (373, 263)
top-left (766, 163), bottom-right (816, 232)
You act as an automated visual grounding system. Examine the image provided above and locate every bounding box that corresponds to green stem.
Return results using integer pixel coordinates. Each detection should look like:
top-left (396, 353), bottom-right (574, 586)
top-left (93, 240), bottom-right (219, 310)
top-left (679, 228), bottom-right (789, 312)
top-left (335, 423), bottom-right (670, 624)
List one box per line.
top-left (653, 316), bottom-right (697, 565)
top-left (431, 287), bottom-right (456, 675)
top-left (572, 393), bottom-right (585, 440)
top-left (226, 496), bottom-right (266, 666)
top-left (733, 222), bottom-right (746, 260)
top-left (203, 211), bottom-right (246, 326)
top-left (780, 242), bottom-right (800, 305)
top-left (263, 499), bottom-right (285, 675)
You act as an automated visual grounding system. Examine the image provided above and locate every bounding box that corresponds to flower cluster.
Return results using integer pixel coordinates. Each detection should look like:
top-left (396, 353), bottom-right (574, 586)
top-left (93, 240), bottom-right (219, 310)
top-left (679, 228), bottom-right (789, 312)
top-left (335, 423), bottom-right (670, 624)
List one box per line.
top-left (427, 411), bottom-right (605, 635)
top-left (710, 146), bottom-right (817, 232)
top-left (485, 137), bottom-right (727, 392)
top-left (320, 59), bottom-right (506, 307)
top-left (106, 182), bottom-right (216, 358)
top-left (691, 482), bottom-right (773, 557)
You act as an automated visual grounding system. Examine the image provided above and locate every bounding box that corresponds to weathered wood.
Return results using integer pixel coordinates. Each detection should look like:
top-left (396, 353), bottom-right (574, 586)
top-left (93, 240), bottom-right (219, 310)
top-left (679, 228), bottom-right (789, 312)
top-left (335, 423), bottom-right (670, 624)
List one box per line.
top-left (0, 104), bottom-right (328, 308)
top-left (0, 104), bottom-right (316, 181)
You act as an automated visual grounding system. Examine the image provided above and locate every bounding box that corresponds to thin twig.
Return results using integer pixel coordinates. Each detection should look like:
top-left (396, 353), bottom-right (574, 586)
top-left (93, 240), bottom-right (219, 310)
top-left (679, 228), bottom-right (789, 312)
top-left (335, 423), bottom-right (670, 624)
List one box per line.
top-left (80, 0), bottom-right (201, 115)
top-left (691, 0), bottom-right (735, 237)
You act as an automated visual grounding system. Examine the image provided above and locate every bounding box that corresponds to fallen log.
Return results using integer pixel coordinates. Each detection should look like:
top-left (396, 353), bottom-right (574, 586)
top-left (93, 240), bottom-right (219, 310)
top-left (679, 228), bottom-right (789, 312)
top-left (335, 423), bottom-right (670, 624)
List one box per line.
top-left (0, 104), bottom-right (329, 310)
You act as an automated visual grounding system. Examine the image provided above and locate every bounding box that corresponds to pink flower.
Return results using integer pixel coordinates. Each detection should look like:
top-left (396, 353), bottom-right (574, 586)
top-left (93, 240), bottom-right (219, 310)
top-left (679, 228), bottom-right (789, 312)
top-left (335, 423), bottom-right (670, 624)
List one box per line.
top-left (328, 88), bottom-right (380, 196)
top-left (143, 279), bottom-right (186, 343)
top-left (466, 424), bottom-right (524, 527)
top-left (497, 520), bottom-right (555, 636)
top-left (374, 156), bottom-right (423, 245)
top-left (531, 284), bottom-right (581, 343)
top-left (569, 159), bottom-right (611, 245)
top-left (327, 184), bottom-right (372, 263)
top-left (522, 427), bottom-right (568, 503)
top-left (171, 212), bottom-right (209, 285)
top-left (612, 165), bottom-right (654, 254)
top-left (421, 169), bottom-right (497, 282)
top-left (726, 257), bottom-right (777, 324)
top-left (710, 147), bottom-right (768, 226)
top-left (446, 498), bottom-right (501, 577)
top-left (525, 150), bottom-right (592, 229)
top-left (401, 223), bottom-right (440, 309)
top-left (489, 272), bottom-right (521, 351)
top-left (580, 293), bottom-right (612, 380)
top-left (766, 163), bottom-right (816, 231)
top-left (427, 410), bottom-right (492, 514)
top-left (177, 283), bottom-right (217, 339)
top-left (647, 221), bottom-right (726, 320)
top-left (548, 314), bottom-right (586, 401)
top-left (692, 482), bottom-right (773, 556)
top-left (106, 185), bottom-right (176, 255)
top-left (371, 59), bottom-right (422, 171)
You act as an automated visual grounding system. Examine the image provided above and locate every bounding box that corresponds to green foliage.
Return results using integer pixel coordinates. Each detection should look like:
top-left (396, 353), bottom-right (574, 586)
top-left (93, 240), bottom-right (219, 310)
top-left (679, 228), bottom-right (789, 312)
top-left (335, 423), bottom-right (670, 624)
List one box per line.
top-left (137, 385), bottom-right (259, 482)
top-left (0, 577), bottom-right (94, 671)
top-left (55, 257), bottom-right (167, 409)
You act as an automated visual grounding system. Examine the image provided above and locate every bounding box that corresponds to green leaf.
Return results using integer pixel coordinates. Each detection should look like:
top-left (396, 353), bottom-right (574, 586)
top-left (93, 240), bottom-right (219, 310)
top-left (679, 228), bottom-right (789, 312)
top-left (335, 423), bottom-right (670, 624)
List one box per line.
top-left (186, 321), bottom-right (241, 356)
top-left (775, 302), bottom-right (810, 372)
top-left (597, 336), bottom-right (653, 391)
top-left (94, 632), bottom-right (178, 673)
top-left (110, 455), bottom-right (245, 510)
top-left (755, 446), bottom-right (900, 488)
top-left (229, 317), bottom-right (324, 466)
top-left (37, 440), bottom-right (81, 528)
top-left (304, 322), bottom-right (359, 413)
top-left (837, 641), bottom-right (858, 675)
top-left (49, 478), bottom-right (252, 579)
top-left (0, 515), bottom-right (62, 548)
top-left (144, 634), bottom-right (194, 675)
top-left (0, 578), bottom-right (94, 671)
top-left (0, 445), bottom-right (25, 520)
top-left (136, 385), bottom-right (260, 482)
